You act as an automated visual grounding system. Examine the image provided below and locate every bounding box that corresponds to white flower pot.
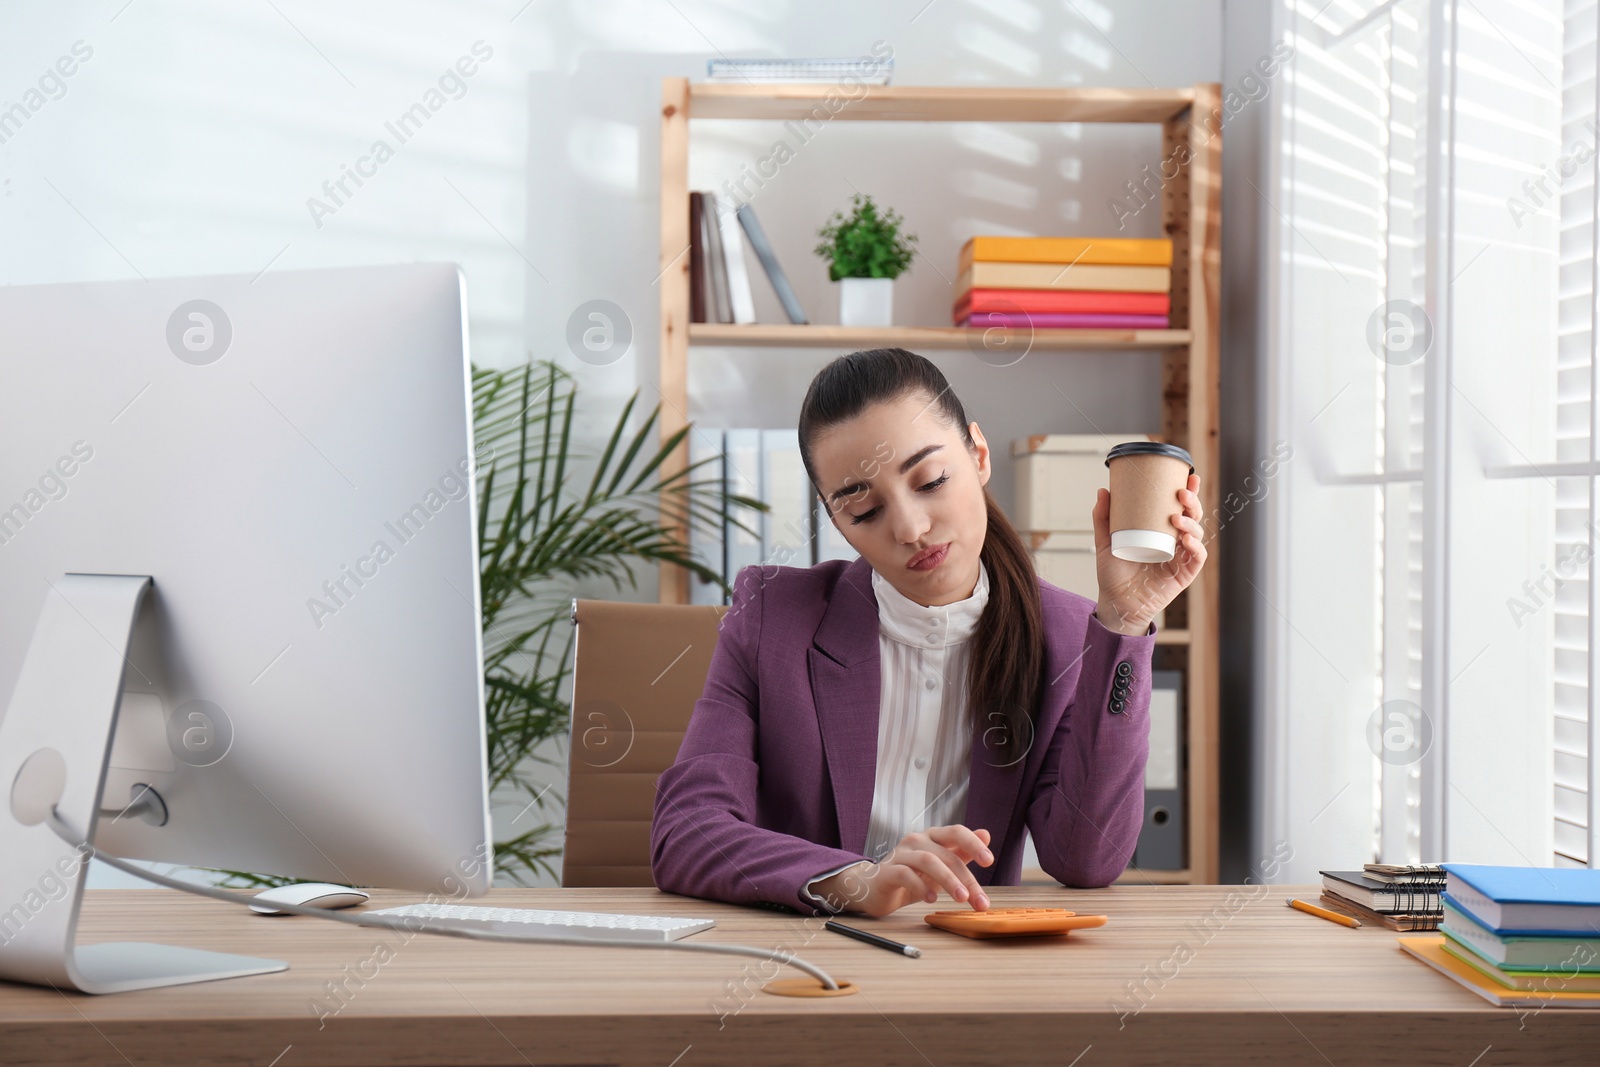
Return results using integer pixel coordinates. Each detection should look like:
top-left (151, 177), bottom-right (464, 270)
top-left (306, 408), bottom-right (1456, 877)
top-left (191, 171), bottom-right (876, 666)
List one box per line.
top-left (838, 277), bottom-right (894, 327)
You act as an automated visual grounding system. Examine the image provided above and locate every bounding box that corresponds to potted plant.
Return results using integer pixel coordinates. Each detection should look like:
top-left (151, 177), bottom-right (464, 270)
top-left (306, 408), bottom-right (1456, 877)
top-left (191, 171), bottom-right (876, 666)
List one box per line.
top-left (814, 193), bottom-right (917, 327)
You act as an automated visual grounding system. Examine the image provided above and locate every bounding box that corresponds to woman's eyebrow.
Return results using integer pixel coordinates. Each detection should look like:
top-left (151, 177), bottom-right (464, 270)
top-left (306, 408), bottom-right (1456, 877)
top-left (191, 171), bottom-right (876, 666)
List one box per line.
top-left (827, 443), bottom-right (944, 504)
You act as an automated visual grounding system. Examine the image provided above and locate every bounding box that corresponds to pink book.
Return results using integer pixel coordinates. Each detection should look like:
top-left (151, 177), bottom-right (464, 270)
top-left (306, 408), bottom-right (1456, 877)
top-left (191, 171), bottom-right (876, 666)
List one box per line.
top-left (957, 312), bottom-right (1170, 329)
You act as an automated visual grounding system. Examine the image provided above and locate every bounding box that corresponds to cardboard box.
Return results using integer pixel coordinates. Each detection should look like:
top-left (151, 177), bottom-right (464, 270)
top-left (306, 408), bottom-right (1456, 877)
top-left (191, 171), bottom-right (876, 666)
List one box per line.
top-left (1011, 433), bottom-right (1154, 532)
top-left (1026, 530), bottom-right (1164, 631)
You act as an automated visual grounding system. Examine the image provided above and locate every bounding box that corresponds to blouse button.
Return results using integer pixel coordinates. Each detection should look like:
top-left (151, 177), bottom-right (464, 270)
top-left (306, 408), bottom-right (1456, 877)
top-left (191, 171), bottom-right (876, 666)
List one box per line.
top-left (924, 677), bottom-right (937, 690)
top-left (914, 756), bottom-right (928, 770)
top-left (925, 633), bottom-right (939, 645)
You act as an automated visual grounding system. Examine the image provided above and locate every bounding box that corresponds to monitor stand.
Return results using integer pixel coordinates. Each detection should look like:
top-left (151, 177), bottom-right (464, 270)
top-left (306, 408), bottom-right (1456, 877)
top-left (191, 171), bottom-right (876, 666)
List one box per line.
top-left (0, 573), bottom-right (287, 993)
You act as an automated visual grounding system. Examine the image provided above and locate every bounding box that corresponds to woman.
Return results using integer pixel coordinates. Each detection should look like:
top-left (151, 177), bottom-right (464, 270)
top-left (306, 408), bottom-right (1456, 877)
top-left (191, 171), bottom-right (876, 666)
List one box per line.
top-left (650, 348), bottom-right (1205, 918)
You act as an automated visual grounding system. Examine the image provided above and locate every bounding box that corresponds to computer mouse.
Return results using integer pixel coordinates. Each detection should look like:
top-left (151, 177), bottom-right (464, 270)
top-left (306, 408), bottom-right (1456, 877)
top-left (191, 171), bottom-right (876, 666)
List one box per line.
top-left (249, 882), bottom-right (371, 915)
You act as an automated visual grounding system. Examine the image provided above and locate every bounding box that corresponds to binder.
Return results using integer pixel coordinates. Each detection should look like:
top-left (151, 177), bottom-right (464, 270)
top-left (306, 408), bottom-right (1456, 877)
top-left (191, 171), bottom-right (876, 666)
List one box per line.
top-left (702, 192), bottom-right (732, 324)
top-left (723, 429), bottom-right (764, 585)
top-left (716, 198), bottom-right (758, 324)
top-left (737, 204), bottom-right (809, 325)
top-left (687, 429), bottom-right (726, 606)
top-left (760, 429), bottom-right (811, 568)
top-left (1132, 670), bottom-right (1184, 870)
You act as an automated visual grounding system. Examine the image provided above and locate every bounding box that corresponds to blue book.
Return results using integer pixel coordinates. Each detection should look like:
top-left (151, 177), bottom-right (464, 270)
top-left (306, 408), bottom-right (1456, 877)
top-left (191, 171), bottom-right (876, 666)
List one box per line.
top-left (1442, 863), bottom-right (1600, 936)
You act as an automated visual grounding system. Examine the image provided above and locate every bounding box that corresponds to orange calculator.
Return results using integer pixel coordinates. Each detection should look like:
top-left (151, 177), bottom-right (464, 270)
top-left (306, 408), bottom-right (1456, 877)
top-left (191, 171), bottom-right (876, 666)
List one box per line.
top-left (923, 907), bottom-right (1109, 939)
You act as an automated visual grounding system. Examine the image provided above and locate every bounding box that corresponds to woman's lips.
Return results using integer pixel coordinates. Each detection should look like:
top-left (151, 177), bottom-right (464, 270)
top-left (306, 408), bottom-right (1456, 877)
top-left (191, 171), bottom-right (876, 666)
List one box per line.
top-left (907, 542), bottom-right (950, 571)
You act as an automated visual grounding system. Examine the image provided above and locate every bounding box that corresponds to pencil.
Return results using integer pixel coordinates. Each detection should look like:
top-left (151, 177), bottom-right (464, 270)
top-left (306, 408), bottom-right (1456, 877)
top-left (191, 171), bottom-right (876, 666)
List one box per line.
top-left (1287, 896), bottom-right (1361, 928)
top-left (824, 920), bottom-right (922, 958)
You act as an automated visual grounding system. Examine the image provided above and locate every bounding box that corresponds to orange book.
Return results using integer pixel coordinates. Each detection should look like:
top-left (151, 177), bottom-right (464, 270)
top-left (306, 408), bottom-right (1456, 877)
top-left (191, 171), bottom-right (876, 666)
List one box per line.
top-left (1398, 936), bottom-right (1600, 1007)
top-left (956, 263), bottom-right (1170, 299)
top-left (959, 236), bottom-right (1172, 272)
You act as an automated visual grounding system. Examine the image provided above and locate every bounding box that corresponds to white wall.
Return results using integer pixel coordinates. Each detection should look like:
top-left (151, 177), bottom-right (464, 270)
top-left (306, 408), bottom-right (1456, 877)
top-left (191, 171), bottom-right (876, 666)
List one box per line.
top-left (2, 0), bottom-right (1235, 886)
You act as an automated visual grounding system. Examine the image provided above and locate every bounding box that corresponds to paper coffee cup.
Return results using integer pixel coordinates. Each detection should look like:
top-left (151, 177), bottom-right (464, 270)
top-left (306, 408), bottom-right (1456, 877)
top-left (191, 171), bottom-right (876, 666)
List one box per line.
top-left (1104, 442), bottom-right (1194, 563)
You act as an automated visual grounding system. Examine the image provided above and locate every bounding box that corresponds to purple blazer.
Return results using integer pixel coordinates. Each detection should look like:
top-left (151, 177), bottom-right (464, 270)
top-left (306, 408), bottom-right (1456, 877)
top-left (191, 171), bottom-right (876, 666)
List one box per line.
top-left (650, 554), bottom-right (1156, 915)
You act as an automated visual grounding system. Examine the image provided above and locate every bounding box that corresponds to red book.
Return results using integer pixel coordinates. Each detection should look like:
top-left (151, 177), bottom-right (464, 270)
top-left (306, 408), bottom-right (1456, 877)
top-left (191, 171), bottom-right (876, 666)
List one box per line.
top-left (958, 312), bottom-right (1169, 330)
top-left (953, 287), bottom-right (1170, 319)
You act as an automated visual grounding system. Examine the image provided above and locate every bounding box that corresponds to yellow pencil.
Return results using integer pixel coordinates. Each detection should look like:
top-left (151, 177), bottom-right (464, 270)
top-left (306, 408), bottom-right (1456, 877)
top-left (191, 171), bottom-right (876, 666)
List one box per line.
top-left (1286, 897), bottom-right (1361, 928)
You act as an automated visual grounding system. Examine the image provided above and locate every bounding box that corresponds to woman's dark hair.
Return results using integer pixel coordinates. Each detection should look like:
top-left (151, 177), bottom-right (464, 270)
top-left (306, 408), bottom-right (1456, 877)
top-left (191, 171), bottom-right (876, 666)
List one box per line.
top-left (797, 347), bottom-right (1043, 766)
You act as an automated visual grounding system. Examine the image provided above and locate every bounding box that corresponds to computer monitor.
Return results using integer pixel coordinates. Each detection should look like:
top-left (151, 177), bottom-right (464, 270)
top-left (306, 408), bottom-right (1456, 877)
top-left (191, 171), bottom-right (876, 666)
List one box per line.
top-left (0, 263), bottom-right (492, 993)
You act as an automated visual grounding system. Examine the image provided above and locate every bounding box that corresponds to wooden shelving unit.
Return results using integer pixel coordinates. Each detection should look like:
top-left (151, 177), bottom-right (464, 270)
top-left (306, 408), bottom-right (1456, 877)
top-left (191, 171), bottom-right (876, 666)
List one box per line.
top-left (689, 323), bottom-right (1193, 350)
top-left (656, 78), bottom-right (1221, 884)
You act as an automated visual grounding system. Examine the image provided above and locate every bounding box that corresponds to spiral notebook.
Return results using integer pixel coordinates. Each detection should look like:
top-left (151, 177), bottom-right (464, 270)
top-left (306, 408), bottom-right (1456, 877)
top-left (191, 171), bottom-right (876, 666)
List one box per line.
top-left (1320, 870), bottom-right (1443, 914)
top-left (1318, 891), bottom-right (1440, 932)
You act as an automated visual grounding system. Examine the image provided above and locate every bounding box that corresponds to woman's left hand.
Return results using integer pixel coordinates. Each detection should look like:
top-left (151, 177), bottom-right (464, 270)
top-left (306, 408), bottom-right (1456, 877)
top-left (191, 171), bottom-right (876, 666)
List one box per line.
top-left (1091, 473), bottom-right (1206, 636)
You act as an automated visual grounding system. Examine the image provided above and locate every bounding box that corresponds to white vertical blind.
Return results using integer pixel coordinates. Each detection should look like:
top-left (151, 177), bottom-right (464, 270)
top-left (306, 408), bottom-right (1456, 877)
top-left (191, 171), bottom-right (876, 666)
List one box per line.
top-left (1267, 0), bottom-right (1563, 878)
top-left (1554, 0), bottom-right (1598, 866)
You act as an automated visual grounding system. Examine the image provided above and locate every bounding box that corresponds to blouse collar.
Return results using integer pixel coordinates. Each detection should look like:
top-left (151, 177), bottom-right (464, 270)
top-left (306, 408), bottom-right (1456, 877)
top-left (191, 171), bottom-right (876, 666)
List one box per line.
top-left (870, 559), bottom-right (990, 649)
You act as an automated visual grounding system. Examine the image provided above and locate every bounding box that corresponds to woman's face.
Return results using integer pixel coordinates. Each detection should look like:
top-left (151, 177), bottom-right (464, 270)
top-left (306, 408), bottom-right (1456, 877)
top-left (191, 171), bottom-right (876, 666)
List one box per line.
top-left (810, 391), bottom-right (992, 607)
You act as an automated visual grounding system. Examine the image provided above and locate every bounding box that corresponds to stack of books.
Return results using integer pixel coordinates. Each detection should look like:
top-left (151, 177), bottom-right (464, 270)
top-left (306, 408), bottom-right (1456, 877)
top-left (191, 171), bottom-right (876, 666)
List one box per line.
top-left (1397, 863), bottom-right (1600, 1007)
top-left (688, 194), bottom-right (807, 325)
top-left (952, 236), bottom-right (1172, 330)
top-left (1317, 863), bottom-right (1445, 931)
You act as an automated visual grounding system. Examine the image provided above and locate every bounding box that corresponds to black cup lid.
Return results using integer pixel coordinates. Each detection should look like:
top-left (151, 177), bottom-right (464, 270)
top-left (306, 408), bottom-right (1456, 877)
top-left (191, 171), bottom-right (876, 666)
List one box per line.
top-left (1105, 441), bottom-right (1194, 472)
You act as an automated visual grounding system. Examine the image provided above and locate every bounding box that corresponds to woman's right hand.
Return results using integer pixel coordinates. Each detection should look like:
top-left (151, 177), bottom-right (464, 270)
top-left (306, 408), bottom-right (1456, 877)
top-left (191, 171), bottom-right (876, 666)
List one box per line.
top-left (813, 825), bottom-right (995, 917)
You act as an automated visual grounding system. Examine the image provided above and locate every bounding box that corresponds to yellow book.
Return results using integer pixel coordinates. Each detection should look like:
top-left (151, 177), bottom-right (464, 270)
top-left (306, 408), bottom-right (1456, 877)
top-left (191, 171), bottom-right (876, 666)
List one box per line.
top-left (956, 262), bottom-right (1171, 298)
top-left (1440, 937), bottom-right (1600, 993)
top-left (1398, 936), bottom-right (1600, 1007)
top-left (959, 236), bottom-right (1173, 271)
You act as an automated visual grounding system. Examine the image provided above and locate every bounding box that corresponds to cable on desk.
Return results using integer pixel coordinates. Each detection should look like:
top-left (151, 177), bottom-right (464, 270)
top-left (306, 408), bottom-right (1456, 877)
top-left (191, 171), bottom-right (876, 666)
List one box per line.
top-left (46, 810), bottom-right (842, 990)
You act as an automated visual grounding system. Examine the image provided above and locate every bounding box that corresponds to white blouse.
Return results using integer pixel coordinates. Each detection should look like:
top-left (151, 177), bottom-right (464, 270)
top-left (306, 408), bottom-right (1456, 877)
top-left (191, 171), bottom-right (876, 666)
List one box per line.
top-left (802, 560), bottom-right (991, 910)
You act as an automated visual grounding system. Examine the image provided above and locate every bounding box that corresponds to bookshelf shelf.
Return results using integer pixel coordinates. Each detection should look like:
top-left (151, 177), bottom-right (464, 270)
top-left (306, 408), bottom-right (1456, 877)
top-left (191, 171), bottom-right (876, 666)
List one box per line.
top-left (689, 323), bottom-right (1193, 350)
top-left (687, 83), bottom-right (1197, 124)
top-left (656, 78), bottom-right (1221, 886)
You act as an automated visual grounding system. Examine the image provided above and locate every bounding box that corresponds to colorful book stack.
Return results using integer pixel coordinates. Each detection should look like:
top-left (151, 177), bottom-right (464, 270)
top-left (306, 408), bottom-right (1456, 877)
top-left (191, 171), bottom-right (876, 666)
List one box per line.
top-left (953, 236), bottom-right (1173, 330)
top-left (1396, 863), bottom-right (1600, 1007)
top-left (1318, 864), bottom-right (1445, 932)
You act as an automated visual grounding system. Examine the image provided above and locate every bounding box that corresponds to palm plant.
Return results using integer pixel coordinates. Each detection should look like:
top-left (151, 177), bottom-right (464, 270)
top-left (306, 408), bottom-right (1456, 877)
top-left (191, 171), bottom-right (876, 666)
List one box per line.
top-left (472, 360), bottom-right (761, 882)
top-left (212, 359), bottom-right (762, 887)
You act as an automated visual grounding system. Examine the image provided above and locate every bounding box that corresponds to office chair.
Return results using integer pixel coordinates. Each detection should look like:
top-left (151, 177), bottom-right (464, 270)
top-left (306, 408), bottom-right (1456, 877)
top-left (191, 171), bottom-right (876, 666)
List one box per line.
top-left (561, 596), bottom-right (728, 887)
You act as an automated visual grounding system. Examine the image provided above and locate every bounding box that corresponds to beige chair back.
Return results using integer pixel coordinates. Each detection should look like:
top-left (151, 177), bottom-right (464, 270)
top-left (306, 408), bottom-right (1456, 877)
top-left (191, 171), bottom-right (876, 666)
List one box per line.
top-left (561, 597), bottom-right (727, 887)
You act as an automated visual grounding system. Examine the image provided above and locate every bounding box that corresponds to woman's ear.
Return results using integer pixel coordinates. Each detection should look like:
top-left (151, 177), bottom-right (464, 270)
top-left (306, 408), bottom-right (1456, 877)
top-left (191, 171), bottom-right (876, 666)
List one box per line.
top-left (969, 422), bottom-right (992, 487)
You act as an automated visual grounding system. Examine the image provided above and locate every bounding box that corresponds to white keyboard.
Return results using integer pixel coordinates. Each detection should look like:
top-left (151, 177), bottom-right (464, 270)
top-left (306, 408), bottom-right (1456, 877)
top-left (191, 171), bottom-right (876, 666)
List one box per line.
top-left (365, 903), bottom-right (716, 943)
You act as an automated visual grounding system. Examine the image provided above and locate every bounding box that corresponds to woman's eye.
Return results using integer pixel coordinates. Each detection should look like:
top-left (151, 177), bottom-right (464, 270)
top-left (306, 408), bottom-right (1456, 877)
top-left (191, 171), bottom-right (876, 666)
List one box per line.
top-left (848, 474), bottom-right (947, 525)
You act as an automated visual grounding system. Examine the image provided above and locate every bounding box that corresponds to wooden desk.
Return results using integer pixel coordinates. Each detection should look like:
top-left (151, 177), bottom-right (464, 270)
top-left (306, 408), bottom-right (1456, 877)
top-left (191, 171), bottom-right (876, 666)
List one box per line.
top-left (2, 884), bottom-right (1597, 1065)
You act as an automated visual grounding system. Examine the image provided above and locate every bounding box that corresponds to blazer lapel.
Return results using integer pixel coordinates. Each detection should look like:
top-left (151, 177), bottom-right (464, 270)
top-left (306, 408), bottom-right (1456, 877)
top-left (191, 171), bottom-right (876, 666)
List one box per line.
top-left (808, 555), bottom-right (882, 856)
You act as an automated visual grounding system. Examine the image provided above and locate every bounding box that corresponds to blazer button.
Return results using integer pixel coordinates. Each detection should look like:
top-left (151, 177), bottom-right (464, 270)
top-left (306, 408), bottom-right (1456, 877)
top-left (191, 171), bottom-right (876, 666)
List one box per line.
top-left (1116, 661), bottom-right (1132, 678)
top-left (1110, 698), bottom-right (1126, 714)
